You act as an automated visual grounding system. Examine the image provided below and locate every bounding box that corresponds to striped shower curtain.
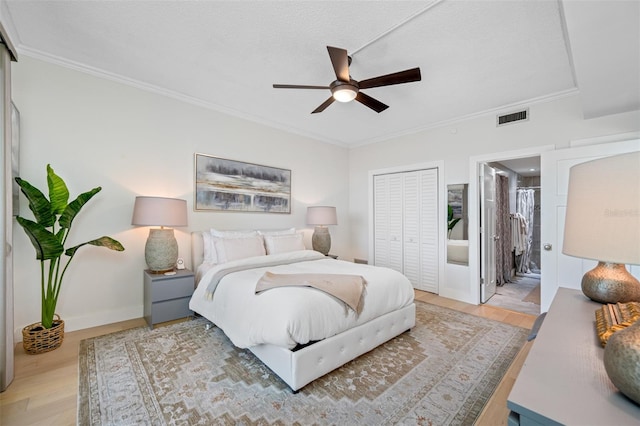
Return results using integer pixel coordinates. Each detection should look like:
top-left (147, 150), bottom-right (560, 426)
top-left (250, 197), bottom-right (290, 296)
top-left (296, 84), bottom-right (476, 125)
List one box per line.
top-left (516, 189), bottom-right (535, 273)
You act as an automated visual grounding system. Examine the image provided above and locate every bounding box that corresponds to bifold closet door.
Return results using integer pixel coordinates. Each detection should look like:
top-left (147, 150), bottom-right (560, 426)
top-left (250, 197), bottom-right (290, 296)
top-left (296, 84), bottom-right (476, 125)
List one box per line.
top-left (418, 169), bottom-right (438, 293)
top-left (373, 168), bottom-right (439, 293)
top-left (373, 173), bottom-right (403, 272)
top-left (402, 171), bottom-right (420, 287)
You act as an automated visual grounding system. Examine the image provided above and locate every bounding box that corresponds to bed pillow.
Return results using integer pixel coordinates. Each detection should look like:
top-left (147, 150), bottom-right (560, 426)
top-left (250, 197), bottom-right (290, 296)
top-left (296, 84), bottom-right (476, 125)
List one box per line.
top-left (258, 228), bottom-right (296, 236)
top-left (264, 233), bottom-right (305, 255)
top-left (202, 231), bottom-right (218, 264)
top-left (210, 229), bottom-right (258, 238)
top-left (214, 234), bottom-right (266, 263)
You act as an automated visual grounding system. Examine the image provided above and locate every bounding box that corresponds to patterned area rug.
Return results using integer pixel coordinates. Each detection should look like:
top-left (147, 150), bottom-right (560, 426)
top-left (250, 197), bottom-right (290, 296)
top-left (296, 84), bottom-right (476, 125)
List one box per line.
top-left (78, 301), bottom-right (528, 425)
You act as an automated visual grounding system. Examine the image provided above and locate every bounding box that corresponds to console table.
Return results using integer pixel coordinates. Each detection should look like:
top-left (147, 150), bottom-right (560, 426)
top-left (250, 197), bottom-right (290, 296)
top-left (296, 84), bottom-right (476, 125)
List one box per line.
top-left (507, 288), bottom-right (640, 425)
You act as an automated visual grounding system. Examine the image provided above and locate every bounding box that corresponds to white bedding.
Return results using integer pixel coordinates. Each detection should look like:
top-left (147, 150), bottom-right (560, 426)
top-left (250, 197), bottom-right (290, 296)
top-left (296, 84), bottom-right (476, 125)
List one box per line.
top-left (189, 250), bottom-right (414, 350)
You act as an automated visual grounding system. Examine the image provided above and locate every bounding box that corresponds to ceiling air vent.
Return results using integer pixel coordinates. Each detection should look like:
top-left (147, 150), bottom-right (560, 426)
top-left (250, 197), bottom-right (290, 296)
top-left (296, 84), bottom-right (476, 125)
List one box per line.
top-left (497, 109), bottom-right (529, 127)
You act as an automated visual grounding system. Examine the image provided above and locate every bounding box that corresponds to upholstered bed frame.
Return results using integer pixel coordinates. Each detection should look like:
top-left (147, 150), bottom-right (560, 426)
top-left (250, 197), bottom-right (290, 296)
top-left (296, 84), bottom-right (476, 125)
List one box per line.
top-left (190, 231), bottom-right (416, 391)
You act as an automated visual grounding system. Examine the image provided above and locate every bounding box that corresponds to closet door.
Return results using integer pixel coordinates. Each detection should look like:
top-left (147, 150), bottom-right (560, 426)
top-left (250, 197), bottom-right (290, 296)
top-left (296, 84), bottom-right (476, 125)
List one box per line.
top-left (419, 169), bottom-right (439, 293)
top-left (402, 172), bottom-right (420, 286)
top-left (373, 168), bottom-right (439, 293)
top-left (373, 174), bottom-right (403, 272)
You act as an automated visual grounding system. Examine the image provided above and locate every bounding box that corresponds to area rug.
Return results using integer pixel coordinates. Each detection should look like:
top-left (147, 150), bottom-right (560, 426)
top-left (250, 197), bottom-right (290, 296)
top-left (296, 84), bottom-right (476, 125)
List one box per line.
top-left (78, 301), bottom-right (528, 425)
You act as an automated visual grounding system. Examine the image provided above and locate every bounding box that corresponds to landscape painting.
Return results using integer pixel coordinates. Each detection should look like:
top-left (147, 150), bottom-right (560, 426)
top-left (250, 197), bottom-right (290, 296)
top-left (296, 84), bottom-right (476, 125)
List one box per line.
top-left (195, 153), bottom-right (291, 213)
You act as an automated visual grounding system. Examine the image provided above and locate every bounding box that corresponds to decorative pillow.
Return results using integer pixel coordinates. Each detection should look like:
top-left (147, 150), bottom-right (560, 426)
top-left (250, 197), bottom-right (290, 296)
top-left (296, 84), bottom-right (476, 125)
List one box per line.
top-left (202, 231), bottom-right (218, 264)
top-left (214, 235), bottom-right (266, 263)
top-left (264, 233), bottom-right (305, 255)
top-left (210, 229), bottom-right (258, 238)
top-left (258, 228), bottom-right (296, 236)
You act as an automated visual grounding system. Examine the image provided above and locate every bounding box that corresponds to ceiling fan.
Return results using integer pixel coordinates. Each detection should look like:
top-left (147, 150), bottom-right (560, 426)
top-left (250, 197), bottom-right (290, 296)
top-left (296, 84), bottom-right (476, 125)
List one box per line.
top-left (273, 46), bottom-right (421, 114)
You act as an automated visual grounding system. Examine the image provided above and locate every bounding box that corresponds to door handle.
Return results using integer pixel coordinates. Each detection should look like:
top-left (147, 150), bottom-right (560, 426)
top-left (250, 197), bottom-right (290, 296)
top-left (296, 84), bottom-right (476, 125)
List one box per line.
top-left (543, 243), bottom-right (552, 251)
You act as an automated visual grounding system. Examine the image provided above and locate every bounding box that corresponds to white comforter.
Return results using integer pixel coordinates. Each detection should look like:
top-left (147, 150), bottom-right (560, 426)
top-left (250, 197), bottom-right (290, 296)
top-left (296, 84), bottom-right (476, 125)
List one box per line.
top-left (189, 250), bottom-right (414, 350)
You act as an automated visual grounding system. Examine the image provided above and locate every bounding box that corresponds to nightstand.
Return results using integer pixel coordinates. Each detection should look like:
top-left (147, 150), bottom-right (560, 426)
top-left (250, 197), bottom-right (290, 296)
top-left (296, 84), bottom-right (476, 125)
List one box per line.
top-left (143, 269), bottom-right (195, 329)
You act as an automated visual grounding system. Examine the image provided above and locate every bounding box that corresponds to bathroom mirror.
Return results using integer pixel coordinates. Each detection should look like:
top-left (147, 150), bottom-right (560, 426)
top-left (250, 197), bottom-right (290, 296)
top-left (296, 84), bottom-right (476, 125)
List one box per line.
top-left (447, 184), bottom-right (469, 265)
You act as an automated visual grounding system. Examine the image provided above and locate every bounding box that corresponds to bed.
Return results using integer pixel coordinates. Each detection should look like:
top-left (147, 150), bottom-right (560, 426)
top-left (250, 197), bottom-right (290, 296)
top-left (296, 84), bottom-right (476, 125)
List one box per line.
top-left (188, 229), bottom-right (416, 391)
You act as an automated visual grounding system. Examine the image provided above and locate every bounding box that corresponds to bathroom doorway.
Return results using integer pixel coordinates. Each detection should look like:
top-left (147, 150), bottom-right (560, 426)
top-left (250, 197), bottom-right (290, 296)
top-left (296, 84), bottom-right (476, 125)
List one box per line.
top-left (480, 156), bottom-right (541, 316)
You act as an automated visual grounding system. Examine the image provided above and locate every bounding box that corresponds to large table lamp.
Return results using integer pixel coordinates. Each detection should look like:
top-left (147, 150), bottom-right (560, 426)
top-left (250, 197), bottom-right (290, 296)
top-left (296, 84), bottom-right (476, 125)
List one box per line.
top-left (562, 151), bottom-right (640, 405)
top-left (307, 206), bottom-right (337, 255)
top-left (132, 196), bottom-right (188, 272)
top-left (562, 151), bottom-right (640, 304)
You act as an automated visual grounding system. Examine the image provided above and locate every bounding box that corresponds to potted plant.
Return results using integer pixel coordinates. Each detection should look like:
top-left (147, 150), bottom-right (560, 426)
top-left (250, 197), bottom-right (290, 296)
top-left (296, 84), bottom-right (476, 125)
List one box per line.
top-left (15, 164), bottom-right (124, 354)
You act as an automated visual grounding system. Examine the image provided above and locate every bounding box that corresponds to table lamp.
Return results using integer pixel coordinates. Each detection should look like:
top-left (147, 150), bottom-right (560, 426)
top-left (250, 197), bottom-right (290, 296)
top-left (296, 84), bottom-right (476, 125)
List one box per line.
top-left (132, 196), bottom-right (188, 272)
top-left (562, 151), bottom-right (640, 405)
top-left (307, 206), bottom-right (337, 255)
top-left (562, 151), bottom-right (640, 303)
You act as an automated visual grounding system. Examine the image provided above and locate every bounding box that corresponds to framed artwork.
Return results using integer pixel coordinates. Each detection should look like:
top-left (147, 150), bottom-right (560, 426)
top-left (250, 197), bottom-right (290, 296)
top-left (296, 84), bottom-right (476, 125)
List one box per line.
top-left (194, 153), bottom-right (291, 213)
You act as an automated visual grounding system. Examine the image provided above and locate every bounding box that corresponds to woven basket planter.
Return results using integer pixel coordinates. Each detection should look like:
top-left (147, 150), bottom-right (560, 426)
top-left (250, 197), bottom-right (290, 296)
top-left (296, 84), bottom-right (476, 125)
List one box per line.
top-left (22, 314), bottom-right (65, 355)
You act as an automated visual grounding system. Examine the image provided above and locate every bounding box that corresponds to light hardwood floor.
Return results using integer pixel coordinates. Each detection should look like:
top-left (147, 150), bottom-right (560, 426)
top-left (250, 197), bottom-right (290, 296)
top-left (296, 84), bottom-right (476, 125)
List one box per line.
top-left (0, 291), bottom-right (535, 425)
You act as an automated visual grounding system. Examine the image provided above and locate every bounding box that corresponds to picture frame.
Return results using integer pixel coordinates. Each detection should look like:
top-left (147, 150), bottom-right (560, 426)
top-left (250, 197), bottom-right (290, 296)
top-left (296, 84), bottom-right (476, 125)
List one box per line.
top-left (194, 153), bottom-right (291, 213)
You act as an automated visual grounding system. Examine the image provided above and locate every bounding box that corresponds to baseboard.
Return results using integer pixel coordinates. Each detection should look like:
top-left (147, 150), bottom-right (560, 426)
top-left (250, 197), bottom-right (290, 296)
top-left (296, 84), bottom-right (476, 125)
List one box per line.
top-left (13, 305), bottom-right (142, 343)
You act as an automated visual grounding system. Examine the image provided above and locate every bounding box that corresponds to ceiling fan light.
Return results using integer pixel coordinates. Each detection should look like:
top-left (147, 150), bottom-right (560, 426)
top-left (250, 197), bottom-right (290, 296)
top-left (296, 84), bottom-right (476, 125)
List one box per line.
top-left (332, 86), bottom-right (357, 102)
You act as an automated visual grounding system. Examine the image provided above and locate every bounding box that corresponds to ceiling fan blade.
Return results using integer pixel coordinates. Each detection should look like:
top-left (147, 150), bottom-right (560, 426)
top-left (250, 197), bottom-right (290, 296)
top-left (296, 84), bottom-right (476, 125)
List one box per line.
top-left (358, 67), bottom-right (421, 89)
top-left (356, 92), bottom-right (389, 113)
top-left (273, 84), bottom-right (329, 89)
top-left (311, 96), bottom-right (336, 114)
top-left (327, 46), bottom-right (350, 82)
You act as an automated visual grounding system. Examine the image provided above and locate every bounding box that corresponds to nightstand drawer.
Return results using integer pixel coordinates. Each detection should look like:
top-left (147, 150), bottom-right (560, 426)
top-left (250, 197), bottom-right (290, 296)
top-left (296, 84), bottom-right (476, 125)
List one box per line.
top-left (143, 269), bottom-right (195, 329)
top-left (150, 297), bottom-right (191, 324)
top-left (149, 276), bottom-right (194, 302)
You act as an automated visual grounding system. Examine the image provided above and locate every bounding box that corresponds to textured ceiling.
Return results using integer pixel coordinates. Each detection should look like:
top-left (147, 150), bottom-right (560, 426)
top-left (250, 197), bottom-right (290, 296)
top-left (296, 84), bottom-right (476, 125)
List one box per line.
top-left (2, 0), bottom-right (639, 147)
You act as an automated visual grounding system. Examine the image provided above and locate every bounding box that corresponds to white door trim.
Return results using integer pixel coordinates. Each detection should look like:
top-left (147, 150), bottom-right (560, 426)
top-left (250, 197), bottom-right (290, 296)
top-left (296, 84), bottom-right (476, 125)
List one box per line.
top-left (468, 145), bottom-right (555, 305)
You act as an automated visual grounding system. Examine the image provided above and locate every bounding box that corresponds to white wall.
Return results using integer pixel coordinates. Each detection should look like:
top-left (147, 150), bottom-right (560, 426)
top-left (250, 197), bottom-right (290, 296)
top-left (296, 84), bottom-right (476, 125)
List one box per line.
top-left (11, 55), bottom-right (640, 337)
top-left (11, 56), bottom-right (349, 339)
top-left (348, 95), bottom-right (640, 302)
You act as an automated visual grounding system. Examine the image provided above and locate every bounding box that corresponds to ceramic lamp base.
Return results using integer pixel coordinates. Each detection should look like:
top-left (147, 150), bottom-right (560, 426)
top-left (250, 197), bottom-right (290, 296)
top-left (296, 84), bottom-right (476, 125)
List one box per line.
top-left (581, 262), bottom-right (640, 304)
top-left (604, 319), bottom-right (640, 405)
top-left (145, 228), bottom-right (178, 272)
top-left (312, 226), bottom-right (331, 256)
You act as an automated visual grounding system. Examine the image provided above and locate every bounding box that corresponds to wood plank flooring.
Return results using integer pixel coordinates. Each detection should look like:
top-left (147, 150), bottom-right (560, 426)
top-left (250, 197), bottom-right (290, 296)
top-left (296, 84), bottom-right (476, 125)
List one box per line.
top-left (0, 291), bottom-right (535, 426)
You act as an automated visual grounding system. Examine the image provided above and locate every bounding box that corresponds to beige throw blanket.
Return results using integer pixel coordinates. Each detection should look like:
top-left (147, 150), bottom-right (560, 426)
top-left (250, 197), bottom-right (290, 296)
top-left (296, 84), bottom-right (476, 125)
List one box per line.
top-left (255, 272), bottom-right (366, 312)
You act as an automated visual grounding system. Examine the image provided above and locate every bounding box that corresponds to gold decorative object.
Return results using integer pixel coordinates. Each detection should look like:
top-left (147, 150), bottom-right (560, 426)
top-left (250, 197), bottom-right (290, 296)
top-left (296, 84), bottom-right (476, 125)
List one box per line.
top-left (596, 302), bottom-right (640, 347)
top-left (604, 320), bottom-right (640, 405)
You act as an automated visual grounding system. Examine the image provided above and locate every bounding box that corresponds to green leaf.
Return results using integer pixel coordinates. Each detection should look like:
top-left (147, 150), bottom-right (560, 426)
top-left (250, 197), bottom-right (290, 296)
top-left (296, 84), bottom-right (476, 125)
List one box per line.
top-left (58, 187), bottom-right (101, 229)
top-left (46, 164), bottom-right (69, 216)
top-left (15, 177), bottom-right (55, 227)
top-left (65, 236), bottom-right (125, 257)
top-left (15, 216), bottom-right (64, 260)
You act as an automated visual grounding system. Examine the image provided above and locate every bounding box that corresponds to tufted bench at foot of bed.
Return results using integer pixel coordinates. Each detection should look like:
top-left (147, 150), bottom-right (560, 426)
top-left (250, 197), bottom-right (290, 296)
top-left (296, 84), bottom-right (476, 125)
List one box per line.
top-left (248, 303), bottom-right (417, 392)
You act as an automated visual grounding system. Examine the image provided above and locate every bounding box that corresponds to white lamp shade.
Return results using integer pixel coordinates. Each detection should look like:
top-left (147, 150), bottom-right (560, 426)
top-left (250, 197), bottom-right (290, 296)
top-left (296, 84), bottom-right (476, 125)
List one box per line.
top-left (562, 151), bottom-right (640, 265)
top-left (306, 206), bottom-right (337, 226)
top-left (132, 196), bottom-right (188, 227)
